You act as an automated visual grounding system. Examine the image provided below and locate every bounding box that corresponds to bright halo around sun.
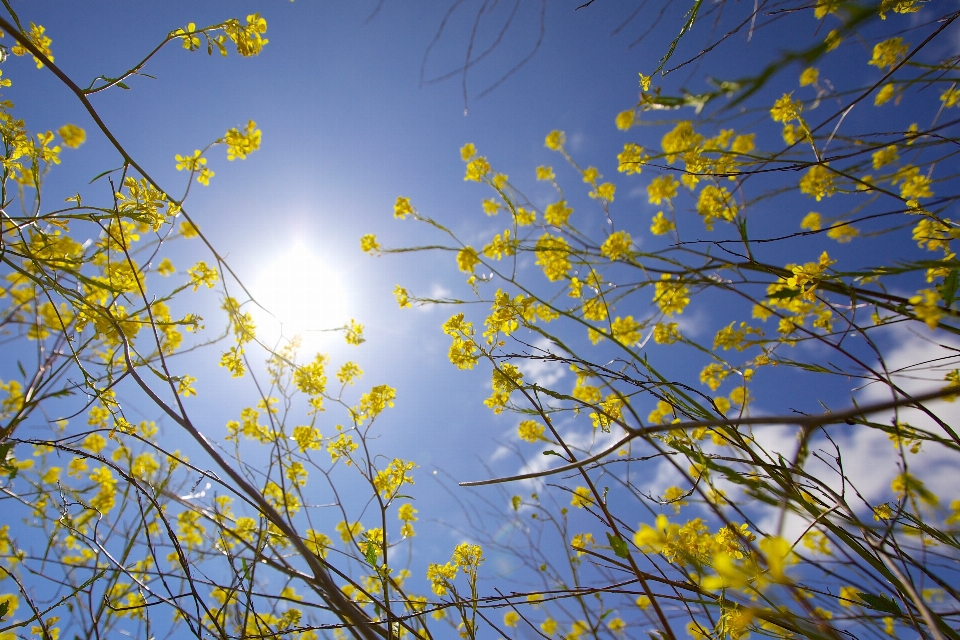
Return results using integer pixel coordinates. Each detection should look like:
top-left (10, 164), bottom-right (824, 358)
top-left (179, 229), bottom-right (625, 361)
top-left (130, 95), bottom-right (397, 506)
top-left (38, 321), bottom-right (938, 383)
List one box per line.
top-left (251, 244), bottom-right (349, 347)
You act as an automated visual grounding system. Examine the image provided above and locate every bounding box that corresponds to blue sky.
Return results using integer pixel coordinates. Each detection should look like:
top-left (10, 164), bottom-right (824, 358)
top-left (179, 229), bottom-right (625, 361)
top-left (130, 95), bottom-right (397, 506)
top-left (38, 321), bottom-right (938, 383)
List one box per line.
top-left (13, 0), bottom-right (713, 503)
top-left (6, 0), bottom-right (960, 636)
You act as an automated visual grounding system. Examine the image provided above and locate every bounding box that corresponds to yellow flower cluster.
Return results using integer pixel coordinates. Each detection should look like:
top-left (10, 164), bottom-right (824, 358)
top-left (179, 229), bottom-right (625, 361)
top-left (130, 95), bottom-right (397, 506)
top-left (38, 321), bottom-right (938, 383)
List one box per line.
top-left (653, 274), bottom-right (690, 316)
top-left (534, 233), bottom-right (571, 281)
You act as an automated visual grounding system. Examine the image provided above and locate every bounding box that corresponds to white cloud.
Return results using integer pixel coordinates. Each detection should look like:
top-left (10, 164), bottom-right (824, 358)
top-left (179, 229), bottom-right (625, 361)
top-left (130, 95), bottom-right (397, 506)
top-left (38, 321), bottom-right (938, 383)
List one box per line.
top-left (415, 283), bottom-right (453, 312)
top-left (514, 337), bottom-right (567, 388)
top-left (751, 326), bottom-right (960, 538)
top-left (508, 419), bottom-right (623, 491)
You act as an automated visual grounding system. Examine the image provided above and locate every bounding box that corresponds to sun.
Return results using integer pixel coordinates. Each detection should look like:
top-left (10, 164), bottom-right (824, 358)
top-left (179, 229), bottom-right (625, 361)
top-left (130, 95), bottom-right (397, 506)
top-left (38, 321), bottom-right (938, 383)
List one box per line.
top-left (250, 244), bottom-right (350, 346)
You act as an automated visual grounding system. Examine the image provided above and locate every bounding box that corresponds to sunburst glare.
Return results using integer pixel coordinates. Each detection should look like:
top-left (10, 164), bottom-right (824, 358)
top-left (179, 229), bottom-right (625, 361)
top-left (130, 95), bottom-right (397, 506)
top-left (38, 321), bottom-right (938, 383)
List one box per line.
top-left (250, 244), bottom-right (349, 347)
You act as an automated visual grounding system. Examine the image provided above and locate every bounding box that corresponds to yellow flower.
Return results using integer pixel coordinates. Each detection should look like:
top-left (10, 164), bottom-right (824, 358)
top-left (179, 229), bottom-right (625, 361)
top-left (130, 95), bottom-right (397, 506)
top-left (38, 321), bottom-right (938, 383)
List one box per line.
top-left (615, 110), bottom-right (635, 130)
top-left (654, 274), bottom-right (690, 316)
top-left (661, 121), bottom-right (702, 163)
top-left (427, 562), bottom-right (458, 596)
top-left (544, 200), bottom-right (573, 226)
top-left (504, 611), bottom-right (519, 628)
top-left (799, 67), bottom-right (819, 87)
top-left (156, 257), bottom-right (176, 276)
top-left (571, 532), bottom-right (595, 557)
top-left (591, 182), bottom-right (616, 201)
top-left (647, 175), bottom-right (679, 204)
top-left (827, 223), bottom-right (858, 243)
top-left (873, 503), bottom-right (894, 521)
top-left (180, 220), bottom-right (200, 238)
top-left (610, 316), bottom-right (641, 346)
top-left (653, 322), bottom-right (680, 344)
top-left (456, 246), bottom-right (480, 273)
top-left (770, 93), bottom-right (803, 123)
top-left (898, 166), bottom-right (933, 202)
top-left (801, 212), bottom-right (821, 231)
top-left (224, 120), bottom-right (261, 160)
top-left (799, 164), bottom-right (836, 201)
top-left (617, 142), bottom-right (646, 174)
top-left (223, 14), bottom-right (268, 56)
top-left (541, 618), bottom-right (557, 635)
top-left (336, 361), bottom-right (363, 385)
top-left (518, 420), bottom-right (545, 443)
top-left (571, 486), bottom-right (594, 508)
top-left (639, 73), bottom-right (652, 90)
top-left (838, 585), bottom-right (862, 608)
top-left (601, 231), bottom-right (632, 261)
top-left (731, 133), bottom-right (755, 154)
top-left (57, 124), bottom-right (85, 148)
top-left (394, 285), bottom-right (411, 308)
top-left (305, 530), bottom-right (332, 558)
top-left (544, 130), bottom-right (565, 151)
top-left (175, 149), bottom-right (206, 172)
top-left (328, 433), bottom-right (359, 465)
top-left (535, 233), bottom-right (571, 281)
top-left (696, 184), bottom-right (737, 230)
top-left (482, 198), bottom-right (500, 216)
top-left (825, 29), bottom-right (842, 51)
top-left (460, 142), bottom-right (476, 161)
top-left (891, 471), bottom-right (938, 505)
top-left (292, 425), bottom-right (322, 452)
top-left (875, 83), bottom-right (896, 106)
top-left (700, 363), bottom-right (729, 391)
top-left (515, 206), bottom-right (536, 225)
top-left (464, 156), bottom-right (490, 181)
top-left (942, 87), bottom-right (960, 108)
top-left (650, 211), bottom-right (675, 236)
top-left (879, 0), bottom-right (921, 18)
top-left (536, 165), bottom-right (555, 181)
top-left (872, 145), bottom-right (899, 169)
top-left (188, 261), bottom-right (218, 291)
top-left (814, 0), bottom-right (841, 18)
top-left (869, 37), bottom-right (909, 70)
top-left (394, 195), bottom-right (414, 219)
top-left (11, 22), bottom-right (53, 68)
top-left (360, 234), bottom-right (381, 254)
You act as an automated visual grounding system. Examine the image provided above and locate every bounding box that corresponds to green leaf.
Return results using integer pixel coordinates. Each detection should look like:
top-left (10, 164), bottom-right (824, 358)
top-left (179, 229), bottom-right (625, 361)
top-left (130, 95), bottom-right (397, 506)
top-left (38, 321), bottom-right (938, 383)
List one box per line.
top-left (768, 288), bottom-right (801, 300)
top-left (0, 599), bottom-right (9, 621)
top-left (542, 450), bottom-right (562, 457)
top-left (116, 81), bottom-right (130, 90)
top-left (938, 269), bottom-right (959, 307)
top-left (606, 532), bottom-right (630, 559)
top-left (857, 592), bottom-right (901, 615)
top-left (364, 544), bottom-right (378, 566)
top-left (88, 165), bottom-right (124, 184)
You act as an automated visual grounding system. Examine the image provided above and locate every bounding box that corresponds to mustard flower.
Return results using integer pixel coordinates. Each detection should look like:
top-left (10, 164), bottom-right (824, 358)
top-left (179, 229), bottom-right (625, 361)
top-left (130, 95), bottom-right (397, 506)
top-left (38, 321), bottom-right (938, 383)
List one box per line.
top-left (647, 175), bottom-right (679, 204)
top-left (535, 233), bottom-right (571, 281)
top-left (799, 164), bottom-right (836, 201)
top-left (869, 37), bottom-right (909, 70)
top-left (571, 486), bottom-right (594, 508)
top-left (770, 93), bottom-right (803, 123)
top-left (650, 211), bottom-right (675, 236)
top-left (394, 195), bottom-right (413, 219)
top-left (456, 246), bottom-right (480, 273)
top-left (57, 124), bottom-right (85, 148)
top-left (544, 130), bottom-right (565, 151)
top-left (224, 120), bottom-right (261, 160)
top-left (601, 230), bottom-right (632, 261)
